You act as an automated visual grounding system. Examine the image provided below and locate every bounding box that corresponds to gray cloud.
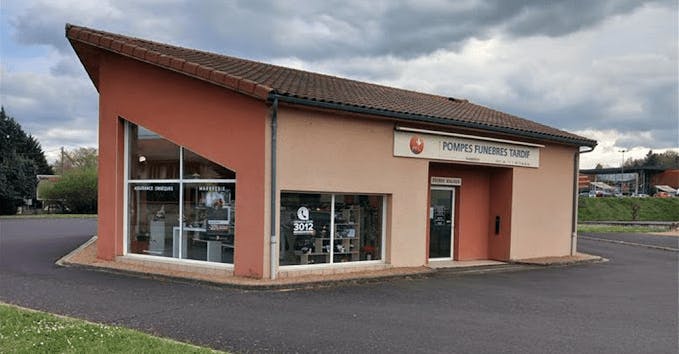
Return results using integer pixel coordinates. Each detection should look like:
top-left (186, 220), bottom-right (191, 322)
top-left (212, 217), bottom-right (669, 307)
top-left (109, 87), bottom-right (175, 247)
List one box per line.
top-left (1, 0), bottom-right (677, 167)
top-left (10, 0), bottom-right (671, 60)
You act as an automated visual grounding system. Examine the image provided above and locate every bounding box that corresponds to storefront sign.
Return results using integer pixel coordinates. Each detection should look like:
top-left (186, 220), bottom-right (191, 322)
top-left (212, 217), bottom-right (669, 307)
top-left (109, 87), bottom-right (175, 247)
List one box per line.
top-left (133, 185), bottom-right (174, 191)
top-left (293, 206), bottom-right (315, 235)
top-left (394, 131), bottom-right (540, 168)
top-left (431, 177), bottom-right (462, 186)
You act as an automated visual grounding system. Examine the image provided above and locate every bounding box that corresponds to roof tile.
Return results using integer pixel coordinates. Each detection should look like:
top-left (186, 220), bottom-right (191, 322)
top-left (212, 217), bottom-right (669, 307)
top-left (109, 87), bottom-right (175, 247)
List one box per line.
top-left (99, 36), bottom-right (112, 48)
top-left (121, 43), bottom-right (135, 56)
top-left (157, 54), bottom-right (170, 67)
top-left (65, 24), bottom-right (596, 146)
top-left (144, 51), bottom-right (159, 62)
top-left (183, 62), bottom-right (199, 75)
top-left (196, 65), bottom-right (212, 80)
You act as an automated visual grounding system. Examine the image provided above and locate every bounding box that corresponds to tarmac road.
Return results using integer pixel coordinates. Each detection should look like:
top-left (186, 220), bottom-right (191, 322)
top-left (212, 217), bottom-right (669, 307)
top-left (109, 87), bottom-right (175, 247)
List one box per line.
top-left (1, 218), bottom-right (677, 353)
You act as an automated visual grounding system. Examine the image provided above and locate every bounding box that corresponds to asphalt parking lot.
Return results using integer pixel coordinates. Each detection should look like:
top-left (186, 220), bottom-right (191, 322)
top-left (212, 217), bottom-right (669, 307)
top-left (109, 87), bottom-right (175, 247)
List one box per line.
top-left (1, 218), bottom-right (677, 353)
top-left (581, 231), bottom-right (679, 250)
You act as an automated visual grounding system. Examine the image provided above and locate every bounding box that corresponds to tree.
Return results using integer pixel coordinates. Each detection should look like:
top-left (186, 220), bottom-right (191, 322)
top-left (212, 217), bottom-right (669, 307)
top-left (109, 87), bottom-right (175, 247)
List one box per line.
top-left (624, 150), bottom-right (679, 169)
top-left (0, 107), bottom-right (53, 214)
top-left (43, 147), bottom-right (98, 214)
top-left (41, 166), bottom-right (98, 214)
top-left (52, 147), bottom-right (98, 174)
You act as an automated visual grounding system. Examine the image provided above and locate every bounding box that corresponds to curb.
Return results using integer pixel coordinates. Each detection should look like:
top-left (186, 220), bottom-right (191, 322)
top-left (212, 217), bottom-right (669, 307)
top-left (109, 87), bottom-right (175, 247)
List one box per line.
top-left (58, 261), bottom-right (435, 291)
top-left (55, 235), bottom-right (98, 266)
top-left (432, 263), bottom-right (538, 276)
top-left (509, 256), bottom-right (609, 267)
top-left (580, 235), bottom-right (679, 252)
top-left (56, 240), bottom-right (606, 291)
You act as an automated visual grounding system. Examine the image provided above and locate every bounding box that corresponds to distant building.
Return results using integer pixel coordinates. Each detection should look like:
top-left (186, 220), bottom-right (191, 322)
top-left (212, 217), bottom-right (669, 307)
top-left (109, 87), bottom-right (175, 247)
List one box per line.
top-left (579, 167), bottom-right (679, 195)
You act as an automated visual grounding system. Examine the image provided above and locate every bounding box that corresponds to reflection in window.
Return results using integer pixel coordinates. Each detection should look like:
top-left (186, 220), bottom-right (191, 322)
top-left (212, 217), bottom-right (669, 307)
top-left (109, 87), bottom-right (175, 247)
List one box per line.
top-left (280, 194), bottom-right (331, 265)
top-left (280, 193), bottom-right (383, 266)
top-left (128, 183), bottom-right (179, 257)
top-left (183, 148), bottom-right (235, 180)
top-left (128, 125), bottom-right (180, 180)
top-left (181, 183), bottom-right (235, 263)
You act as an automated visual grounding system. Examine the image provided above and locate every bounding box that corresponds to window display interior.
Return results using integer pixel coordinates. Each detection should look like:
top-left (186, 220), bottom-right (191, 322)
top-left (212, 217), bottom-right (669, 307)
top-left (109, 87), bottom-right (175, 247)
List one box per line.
top-left (126, 122), bottom-right (236, 264)
top-left (279, 193), bottom-right (383, 266)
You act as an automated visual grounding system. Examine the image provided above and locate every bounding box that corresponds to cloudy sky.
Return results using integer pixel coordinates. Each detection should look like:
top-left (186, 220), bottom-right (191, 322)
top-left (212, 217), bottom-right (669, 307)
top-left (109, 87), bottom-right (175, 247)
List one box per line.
top-left (1, 0), bottom-right (677, 168)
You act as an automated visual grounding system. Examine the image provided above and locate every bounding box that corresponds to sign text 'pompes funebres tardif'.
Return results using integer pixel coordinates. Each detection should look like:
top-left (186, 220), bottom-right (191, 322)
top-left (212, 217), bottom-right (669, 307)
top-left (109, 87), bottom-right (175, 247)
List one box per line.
top-left (394, 131), bottom-right (540, 168)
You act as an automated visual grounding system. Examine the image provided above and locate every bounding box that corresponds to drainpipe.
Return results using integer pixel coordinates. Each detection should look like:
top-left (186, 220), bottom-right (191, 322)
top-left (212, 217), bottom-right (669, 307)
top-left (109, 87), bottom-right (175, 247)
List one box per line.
top-left (270, 96), bottom-right (278, 279)
top-left (572, 145), bottom-right (595, 255)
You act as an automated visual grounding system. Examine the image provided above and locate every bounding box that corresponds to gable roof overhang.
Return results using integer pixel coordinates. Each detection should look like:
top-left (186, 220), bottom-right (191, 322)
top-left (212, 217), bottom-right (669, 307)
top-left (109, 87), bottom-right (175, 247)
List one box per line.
top-left (66, 23), bottom-right (597, 148)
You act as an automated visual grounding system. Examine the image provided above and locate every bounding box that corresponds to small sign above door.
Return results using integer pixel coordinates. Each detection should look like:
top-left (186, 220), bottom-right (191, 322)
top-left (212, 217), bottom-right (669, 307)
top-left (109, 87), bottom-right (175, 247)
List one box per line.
top-left (431, 176), bottom-right (462, 186)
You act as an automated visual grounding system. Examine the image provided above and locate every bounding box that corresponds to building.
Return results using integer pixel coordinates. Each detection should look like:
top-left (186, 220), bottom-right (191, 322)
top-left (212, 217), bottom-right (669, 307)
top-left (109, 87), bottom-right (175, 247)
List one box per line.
top-left (579, 167), bottom-right (679, 196)
top-left (66, 24), bottom-right (597, 279)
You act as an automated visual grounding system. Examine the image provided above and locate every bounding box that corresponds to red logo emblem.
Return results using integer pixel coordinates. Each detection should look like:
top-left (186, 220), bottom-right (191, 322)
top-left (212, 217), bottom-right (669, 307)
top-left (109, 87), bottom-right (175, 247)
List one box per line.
top-left (409, 135), bottom-right (424, 154)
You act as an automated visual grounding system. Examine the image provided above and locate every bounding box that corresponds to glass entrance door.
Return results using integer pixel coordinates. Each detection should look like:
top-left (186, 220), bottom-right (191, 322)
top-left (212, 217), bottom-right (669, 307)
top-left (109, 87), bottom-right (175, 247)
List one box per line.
top-left (429, 187), bottom-right (455, 259)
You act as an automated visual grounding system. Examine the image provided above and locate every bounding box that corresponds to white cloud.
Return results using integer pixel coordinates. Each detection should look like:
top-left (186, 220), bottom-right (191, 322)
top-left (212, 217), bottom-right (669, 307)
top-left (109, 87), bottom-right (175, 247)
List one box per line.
top-left (0, 0), bottom-right (676, 158)
top-left (574, 129), bottom-right (678, 168)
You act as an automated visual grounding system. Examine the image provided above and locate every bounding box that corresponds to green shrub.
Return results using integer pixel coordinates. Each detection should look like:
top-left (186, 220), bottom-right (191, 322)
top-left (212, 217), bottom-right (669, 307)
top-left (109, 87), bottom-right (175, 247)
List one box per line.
top-left (43, 167), bottom-right (97, 214)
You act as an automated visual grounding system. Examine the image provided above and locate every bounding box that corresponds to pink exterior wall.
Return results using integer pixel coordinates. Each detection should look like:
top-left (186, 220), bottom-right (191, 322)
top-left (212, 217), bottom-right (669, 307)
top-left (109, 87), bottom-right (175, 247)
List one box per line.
top-left (510, 144), bottom-right (577, 259)
top-left (97, 53), bottom-right (268, 277)
top-left (276, 106), bottom-right (429, 268)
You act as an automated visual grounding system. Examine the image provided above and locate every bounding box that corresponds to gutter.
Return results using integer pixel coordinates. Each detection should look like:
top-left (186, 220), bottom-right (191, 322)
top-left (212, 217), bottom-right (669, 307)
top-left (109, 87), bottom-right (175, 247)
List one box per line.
top-left (269, 97), bottom-right (278, 279)
top-left (571, 145), bottom-right (595, 255)
top-left (272, 94), bottom-right (597, 148)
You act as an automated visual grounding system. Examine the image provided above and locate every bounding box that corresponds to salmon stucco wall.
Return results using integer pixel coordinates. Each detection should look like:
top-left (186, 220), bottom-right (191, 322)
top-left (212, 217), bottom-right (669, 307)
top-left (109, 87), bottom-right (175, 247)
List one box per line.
top-left (97, 52), bottom-right (268, 277)
top-left (510, 144), bottom-right (576, 259)
top-left (488, 168), bottom-right (513, 260)
top-left (276, 107), bottom-right (429, 268)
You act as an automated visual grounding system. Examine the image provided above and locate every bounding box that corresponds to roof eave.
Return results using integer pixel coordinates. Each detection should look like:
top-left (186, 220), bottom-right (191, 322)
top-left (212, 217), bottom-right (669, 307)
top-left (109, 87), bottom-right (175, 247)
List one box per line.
top-left (269, 93), bottom-right (598, 148)
top-left (65, 24), bottom-right (273, 101)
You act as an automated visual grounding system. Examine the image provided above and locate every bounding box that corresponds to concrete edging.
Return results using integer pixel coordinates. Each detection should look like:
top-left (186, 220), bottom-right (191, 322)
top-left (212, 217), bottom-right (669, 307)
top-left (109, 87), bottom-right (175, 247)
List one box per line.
top-left (55, 237), bottom-right (608, 290)
top-left (55, 235), bottom-right (98, 266)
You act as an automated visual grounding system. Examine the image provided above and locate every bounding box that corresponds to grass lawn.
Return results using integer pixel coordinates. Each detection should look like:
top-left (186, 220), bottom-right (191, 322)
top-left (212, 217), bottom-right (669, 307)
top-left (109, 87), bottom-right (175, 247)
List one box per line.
top-left (578, 197), bottom-right (679, 221)
top-left (0, 303), bottom-right (223, 353)
top-left (0, 214), bottom-right (97, 219)
top-left (577, 224), bottom-right (670, 233)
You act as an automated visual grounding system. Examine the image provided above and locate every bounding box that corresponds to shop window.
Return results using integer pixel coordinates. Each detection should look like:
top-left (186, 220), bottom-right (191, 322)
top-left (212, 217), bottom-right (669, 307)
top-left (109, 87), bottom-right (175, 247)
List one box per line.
top-left (183, 148), bottom-right (236, 180)
top-left (128, 183), bottom-right (179, 257)
top-left (182, 183), bottom-right (235, 263)
top-left (128, 125), bottom-right (180, 180)
top-left (126, 122), bottom-right (236, 265)
top-left (279, 193), bottom-right (384, 266)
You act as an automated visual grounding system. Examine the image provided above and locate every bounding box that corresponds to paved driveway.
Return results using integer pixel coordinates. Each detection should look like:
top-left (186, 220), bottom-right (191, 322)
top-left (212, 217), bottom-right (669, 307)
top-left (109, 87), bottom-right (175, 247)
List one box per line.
top-left (1, 218), bottom-right (677, 353)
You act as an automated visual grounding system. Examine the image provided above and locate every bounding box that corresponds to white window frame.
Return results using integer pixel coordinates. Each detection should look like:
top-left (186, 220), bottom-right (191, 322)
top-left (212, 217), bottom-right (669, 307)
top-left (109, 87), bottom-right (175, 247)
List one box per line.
top-left (123, 120), bottom-right (236, 267)
top-left (279, 191), bottom-right (387, 270)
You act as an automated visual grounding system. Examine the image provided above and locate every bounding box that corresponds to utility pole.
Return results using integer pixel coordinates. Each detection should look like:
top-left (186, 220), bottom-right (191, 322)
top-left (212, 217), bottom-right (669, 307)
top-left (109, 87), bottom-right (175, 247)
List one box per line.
top-left (60, 147), bottom-right (65, 175)
top-left (619, 149), bottom-right (626, 195)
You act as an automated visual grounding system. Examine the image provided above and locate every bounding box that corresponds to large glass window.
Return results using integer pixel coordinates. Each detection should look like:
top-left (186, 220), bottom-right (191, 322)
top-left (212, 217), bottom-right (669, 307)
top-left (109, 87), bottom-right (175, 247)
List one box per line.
top-left (182, 183), bottom-right (235, 263)
top-left (126, 122), bottom-right (236, 265)
top-left (128, 125), bottom-right (180, 180)
top-left (280, 193), bottom-right (384, 266)
top-left (128, 183), bottom-right (179, 257)
top-left (183, 148), bottom-right (235, 180)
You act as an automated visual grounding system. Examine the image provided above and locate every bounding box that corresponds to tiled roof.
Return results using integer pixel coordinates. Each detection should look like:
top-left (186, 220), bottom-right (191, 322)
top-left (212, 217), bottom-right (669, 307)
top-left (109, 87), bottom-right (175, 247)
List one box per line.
top-left (66, 24), bottom-right (596, 146)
